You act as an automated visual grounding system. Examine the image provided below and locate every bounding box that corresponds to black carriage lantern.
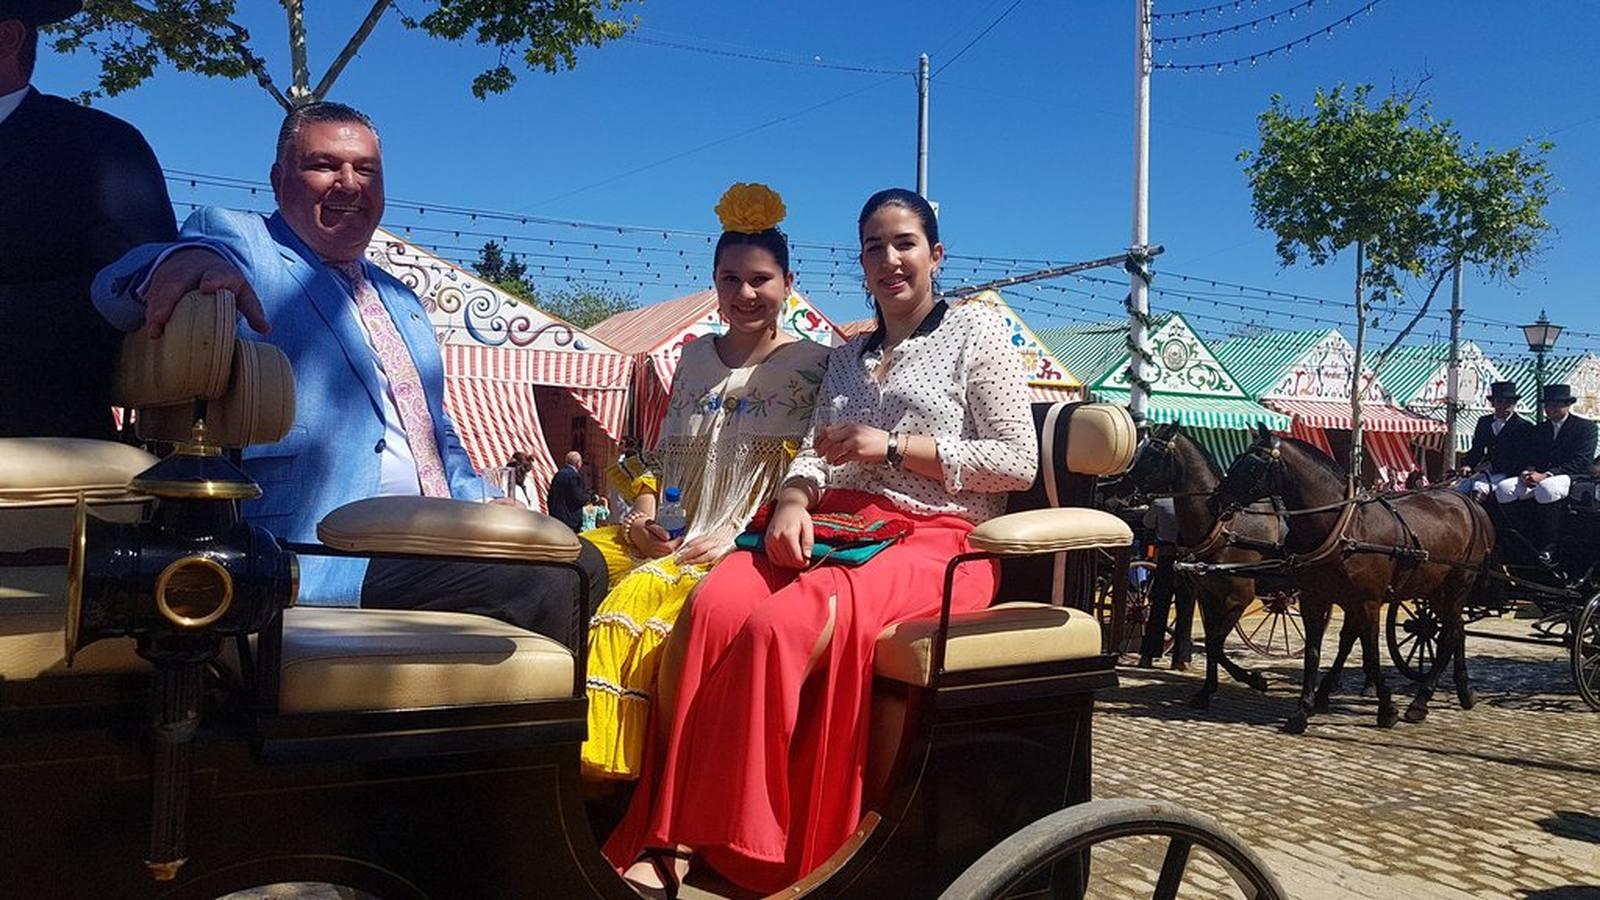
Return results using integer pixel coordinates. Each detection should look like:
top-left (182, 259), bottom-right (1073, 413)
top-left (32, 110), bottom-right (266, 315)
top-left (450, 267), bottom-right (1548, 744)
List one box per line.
top-left (1521, 310), bottom-right (1564, 423)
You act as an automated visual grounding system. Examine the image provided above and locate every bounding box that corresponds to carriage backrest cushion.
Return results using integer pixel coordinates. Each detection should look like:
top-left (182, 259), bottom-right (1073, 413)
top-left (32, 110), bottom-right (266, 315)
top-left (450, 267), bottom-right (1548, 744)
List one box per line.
top-left (995, 402), bottom-right (1136, 604)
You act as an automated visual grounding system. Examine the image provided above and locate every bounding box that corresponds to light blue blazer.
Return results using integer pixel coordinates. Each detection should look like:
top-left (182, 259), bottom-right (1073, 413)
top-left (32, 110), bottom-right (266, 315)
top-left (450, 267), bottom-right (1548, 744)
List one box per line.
top-left (94, 208), bottom-right (491, 605)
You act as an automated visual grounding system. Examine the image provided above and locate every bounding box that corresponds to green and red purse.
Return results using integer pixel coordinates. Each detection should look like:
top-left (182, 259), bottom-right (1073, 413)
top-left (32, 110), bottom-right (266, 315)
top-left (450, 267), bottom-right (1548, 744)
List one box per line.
top-left (735, 508), bottom-right (915, 567)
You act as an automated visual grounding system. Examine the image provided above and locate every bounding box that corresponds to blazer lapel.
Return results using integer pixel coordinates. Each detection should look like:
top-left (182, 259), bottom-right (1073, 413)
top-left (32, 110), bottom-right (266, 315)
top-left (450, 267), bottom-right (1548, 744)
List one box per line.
top-left (266, 213), bottom-right (385, 417)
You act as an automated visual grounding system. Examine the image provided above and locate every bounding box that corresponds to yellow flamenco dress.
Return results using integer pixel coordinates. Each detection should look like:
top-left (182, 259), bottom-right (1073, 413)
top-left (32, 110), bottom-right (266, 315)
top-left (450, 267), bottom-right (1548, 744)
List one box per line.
top-left (581, 336), bottom-right (830, 779)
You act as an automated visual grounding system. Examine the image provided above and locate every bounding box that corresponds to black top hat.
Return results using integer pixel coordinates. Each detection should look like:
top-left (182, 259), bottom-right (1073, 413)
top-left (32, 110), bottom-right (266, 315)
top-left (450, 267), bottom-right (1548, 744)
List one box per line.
top-left (0, 1), bottom-right (82, 26)
top-left (1487, 380), bottom-right (1520, 402)
top-left (1541, 383), bottom-right (1577, 405)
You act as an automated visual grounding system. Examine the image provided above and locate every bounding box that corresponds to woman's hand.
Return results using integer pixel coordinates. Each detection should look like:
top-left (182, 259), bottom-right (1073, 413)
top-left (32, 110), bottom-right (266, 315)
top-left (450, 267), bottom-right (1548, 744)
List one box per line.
top-left (676, 525), bottom-right (739, 567)
top-left (764, 500), bottom-right (815, 569)
top-left (814, 423), bottom-right (890, 466)
top-left (626, 516), bottom-right (679, 558)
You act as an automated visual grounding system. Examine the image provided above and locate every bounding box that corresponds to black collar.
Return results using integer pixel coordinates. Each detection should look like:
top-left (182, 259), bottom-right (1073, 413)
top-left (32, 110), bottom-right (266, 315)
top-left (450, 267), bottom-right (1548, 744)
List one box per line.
top-left (861, 299), bottom-right (949, 356)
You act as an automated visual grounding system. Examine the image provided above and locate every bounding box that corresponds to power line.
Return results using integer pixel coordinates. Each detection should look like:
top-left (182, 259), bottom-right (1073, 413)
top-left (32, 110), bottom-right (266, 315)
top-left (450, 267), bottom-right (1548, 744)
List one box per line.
top-left (1153, 0), bottom-right (1381, 72)
top-left (934, 0), bottom-right (1028, 77)
top-left (623, 34), bottom-right (909, 75)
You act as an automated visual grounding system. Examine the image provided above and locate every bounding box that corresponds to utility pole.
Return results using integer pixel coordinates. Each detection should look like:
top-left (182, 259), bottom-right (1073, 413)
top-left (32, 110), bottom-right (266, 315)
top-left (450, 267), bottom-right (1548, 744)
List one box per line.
top-left (916, 54), bottom-right (930, 198)
top-left (1127, 0), bottom-right (1154, 427)
top-left (1443, 263), bottom-right (1464, 474)
top-left (1349, 242), bottom-right (1367, 492)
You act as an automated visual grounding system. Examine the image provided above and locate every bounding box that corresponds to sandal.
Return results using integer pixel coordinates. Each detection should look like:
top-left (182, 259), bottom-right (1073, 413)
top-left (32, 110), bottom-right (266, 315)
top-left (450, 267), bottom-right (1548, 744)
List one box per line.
top-left (625, 847), bottom-right (692, 900)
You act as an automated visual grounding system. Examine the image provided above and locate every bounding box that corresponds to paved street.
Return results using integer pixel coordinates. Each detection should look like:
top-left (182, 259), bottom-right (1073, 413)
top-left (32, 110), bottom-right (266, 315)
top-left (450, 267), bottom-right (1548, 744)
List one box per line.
top-left (1090, 615), bottom-right (1600, 899)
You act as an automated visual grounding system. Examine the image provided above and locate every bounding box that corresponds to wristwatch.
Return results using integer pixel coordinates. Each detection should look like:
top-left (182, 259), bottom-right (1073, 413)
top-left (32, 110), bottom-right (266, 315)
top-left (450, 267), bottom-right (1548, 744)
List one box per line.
top-left (886, 432), bottom-right (904, 470)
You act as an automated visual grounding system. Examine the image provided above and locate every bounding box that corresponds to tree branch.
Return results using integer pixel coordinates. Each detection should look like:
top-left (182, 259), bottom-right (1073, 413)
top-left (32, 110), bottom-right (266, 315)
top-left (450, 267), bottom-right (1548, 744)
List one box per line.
top-left (283, 0), bottom-right (310, 102)
top-left (312, 0), bottom-right (391, 101)
top-left (1371, 263), bottom-right (1454, 373)
top-left (220, 20), bottom-right (292, 111)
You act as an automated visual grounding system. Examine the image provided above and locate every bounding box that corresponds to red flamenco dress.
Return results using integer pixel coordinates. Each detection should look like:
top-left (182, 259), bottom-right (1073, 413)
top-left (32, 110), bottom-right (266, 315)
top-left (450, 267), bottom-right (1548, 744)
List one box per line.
top-left (603, 489), bottom-right (998, 893)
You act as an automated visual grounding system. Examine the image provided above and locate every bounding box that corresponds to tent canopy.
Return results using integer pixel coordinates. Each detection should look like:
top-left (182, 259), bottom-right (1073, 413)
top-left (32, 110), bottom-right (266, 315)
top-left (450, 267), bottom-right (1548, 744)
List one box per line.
top-left (1091, 389), bottom-right (1289, 431)
top-left (1262, 398), bottom-right (1444, 434)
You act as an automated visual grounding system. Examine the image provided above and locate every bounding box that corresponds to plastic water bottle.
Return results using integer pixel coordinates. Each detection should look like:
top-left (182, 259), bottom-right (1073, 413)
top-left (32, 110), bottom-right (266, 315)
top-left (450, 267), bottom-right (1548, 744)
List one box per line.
top-left (657, 486), bottom-right (688, 540)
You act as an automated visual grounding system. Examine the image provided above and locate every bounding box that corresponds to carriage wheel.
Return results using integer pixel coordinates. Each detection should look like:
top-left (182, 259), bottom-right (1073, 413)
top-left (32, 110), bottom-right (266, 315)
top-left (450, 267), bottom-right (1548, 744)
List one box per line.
top-left (938, 798), bottom-right (1288, 900)
top-left (1097, 559), bottom-right (1166, 657)
top-left (1386, 598), bottom-right (1445, 683)
top-left (1573, 593), bottom-right (1600, 712)
top-left (1234, 589), bottom-right (1308, 658)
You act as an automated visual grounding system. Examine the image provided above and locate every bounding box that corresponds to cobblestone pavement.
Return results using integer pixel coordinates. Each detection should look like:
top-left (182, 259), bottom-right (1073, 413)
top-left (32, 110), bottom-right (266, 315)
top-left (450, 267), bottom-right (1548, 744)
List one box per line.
top-left (1090, 615), bottom-right (1600, 899)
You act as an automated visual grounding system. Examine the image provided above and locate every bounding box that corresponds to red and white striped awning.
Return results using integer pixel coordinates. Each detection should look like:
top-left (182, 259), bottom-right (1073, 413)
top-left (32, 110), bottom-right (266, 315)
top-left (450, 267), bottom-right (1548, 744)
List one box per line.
top-left (442, 344), bottom-right (632, 444)
top-left (1365, 430), bottom-right (1420, 475)
top-left (1029, 384), bottom-right (1084, 404)
top-left (441, 364), bottom-right (557, 513)
top-left (1264, 399), bottom-right (1445, 434)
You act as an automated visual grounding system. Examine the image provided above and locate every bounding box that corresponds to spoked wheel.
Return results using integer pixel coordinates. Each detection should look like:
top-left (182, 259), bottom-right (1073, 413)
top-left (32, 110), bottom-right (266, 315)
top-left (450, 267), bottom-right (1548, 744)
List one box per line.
top-left (1122, 560), bottom-right (1165, 657)
top-left (939, 798), bottom-right (1288, 900)
top-left (1386, 597), bottom-right (1445, 683)
top-left (1234, 589), bottom-right (1308, 658)
top-left (1574, 593), bottom-right (1600, 711)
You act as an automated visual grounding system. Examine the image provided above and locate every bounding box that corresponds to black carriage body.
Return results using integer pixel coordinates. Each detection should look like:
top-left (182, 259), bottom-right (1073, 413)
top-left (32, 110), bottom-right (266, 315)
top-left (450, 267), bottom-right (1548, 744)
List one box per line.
top-left (0, 402), bottom-right (1129, 900)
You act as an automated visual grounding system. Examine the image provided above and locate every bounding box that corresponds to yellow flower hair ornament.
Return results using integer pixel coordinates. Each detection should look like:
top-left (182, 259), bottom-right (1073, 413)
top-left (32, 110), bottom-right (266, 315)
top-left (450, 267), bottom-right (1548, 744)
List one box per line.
top-left (715, 182), bottom-right (787, 234)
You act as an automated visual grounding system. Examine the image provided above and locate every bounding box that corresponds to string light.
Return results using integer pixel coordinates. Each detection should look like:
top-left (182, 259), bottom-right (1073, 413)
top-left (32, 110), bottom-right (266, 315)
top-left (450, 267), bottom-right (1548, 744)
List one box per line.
top-left (1154, 0), bottom-right (1381, 72)
top-left (1153, 0), bottom-right (1322, 46)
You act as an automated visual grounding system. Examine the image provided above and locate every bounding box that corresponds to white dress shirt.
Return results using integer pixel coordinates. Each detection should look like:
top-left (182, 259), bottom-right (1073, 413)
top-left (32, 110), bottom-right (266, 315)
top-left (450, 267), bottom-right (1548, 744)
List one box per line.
top-left (0, 84), bottom-right (30, 127)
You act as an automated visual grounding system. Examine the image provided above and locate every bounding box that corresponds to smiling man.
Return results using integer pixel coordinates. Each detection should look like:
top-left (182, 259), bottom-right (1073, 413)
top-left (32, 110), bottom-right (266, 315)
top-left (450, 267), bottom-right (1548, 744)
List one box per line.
top-left (91, 101), bottom-right (607, 644)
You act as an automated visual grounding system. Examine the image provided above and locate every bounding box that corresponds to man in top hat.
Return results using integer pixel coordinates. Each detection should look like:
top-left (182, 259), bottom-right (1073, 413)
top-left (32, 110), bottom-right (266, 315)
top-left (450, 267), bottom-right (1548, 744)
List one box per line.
top-left (1495, 383), bottom-right (1599, 561)
top-left (0, 0), bottom-right (176, 438)
top-left (1456, 380), bottom-right (1533, 499)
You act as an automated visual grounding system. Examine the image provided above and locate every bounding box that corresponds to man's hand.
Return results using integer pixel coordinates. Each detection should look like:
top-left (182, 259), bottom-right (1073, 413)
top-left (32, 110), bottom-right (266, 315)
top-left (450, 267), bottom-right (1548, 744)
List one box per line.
top-left (814, 423), bottom-right (891, 466)
top-left (143, 248), bottom-right (270, 339)
top-left (1524, 470), bottom-right (1549, 486)
top-left (676, 525), bottom-right (739, 567)
top-left (764, 500), bottom-right (814, 569)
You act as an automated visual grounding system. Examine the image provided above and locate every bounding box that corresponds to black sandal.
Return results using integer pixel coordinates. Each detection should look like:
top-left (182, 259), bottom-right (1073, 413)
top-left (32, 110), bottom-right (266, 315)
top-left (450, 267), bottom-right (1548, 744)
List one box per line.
top-left (627, 847), bottom-right (691, 900)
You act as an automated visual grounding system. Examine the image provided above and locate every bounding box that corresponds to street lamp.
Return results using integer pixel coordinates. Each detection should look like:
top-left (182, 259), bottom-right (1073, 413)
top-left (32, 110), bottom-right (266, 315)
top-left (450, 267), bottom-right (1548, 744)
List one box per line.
top-left (1521, 309), bottom-right (1564, 423)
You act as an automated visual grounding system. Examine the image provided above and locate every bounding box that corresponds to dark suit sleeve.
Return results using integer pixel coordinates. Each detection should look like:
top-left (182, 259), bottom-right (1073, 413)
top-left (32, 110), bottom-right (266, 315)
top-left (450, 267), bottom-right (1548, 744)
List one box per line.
top-left (1550, 419), bottom-right (1598, 477)
top-left (1462, 418), bottom-right (1491, 469)
top-left (84, 118), bottom-right (177, 275)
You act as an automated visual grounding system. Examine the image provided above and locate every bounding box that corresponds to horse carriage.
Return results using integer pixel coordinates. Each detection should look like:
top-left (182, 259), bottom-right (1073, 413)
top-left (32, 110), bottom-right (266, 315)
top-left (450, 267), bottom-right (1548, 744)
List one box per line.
top-left (0, 294), bottom-right (1287, 899)
top-left (1177, 423), bottom-right (1598, 733)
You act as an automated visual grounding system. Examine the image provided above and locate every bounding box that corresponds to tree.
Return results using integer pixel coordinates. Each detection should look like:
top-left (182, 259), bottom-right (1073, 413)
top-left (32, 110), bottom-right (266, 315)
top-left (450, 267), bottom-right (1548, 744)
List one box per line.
top-left (1240, 83), bottom-right (1553, 477)
top-left (45, 0), bottom-right (640, 110)
top-left (471, 241), bottom-right (635, 329)
top-left (537, 283), bottom-right (637, 330)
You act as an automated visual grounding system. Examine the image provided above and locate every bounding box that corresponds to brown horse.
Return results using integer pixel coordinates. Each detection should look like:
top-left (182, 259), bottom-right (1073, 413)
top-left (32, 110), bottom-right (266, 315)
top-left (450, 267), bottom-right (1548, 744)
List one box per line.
top-left (1209, 425), bottom-right (1494, 733)
top-left (1119, 423), bottom-right (1283, 708)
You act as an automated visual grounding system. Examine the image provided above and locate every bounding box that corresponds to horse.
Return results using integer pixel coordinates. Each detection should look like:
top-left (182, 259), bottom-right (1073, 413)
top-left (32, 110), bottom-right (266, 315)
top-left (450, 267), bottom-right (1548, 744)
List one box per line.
top-left (1209, 424), bottom-right (1494, 733)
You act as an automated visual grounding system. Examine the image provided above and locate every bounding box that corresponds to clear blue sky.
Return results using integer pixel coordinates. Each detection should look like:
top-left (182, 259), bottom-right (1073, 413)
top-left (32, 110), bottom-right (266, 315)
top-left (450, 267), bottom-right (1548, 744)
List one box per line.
top-left (35, 0), bottom-right (1600, 359)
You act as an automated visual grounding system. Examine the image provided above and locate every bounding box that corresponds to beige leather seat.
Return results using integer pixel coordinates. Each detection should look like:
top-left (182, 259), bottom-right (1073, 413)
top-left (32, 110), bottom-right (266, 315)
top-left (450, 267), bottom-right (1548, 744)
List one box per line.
top-left (871, 406), bottom-right (1137, 686)
top-left (0, 438), bottom-right (155, 679)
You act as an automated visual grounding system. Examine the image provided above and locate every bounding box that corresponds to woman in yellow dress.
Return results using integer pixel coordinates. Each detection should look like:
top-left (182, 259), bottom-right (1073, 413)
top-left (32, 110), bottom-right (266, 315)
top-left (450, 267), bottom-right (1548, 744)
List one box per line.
top-left (582, 184), bottom-right (831, 780)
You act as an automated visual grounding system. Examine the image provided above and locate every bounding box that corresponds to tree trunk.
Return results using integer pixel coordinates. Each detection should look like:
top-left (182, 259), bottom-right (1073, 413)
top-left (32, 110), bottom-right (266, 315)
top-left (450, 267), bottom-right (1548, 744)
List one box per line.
top-left (284, 0), bottom-right (310, 103)
top-left (1348, 241), bottom-right (1366, 495)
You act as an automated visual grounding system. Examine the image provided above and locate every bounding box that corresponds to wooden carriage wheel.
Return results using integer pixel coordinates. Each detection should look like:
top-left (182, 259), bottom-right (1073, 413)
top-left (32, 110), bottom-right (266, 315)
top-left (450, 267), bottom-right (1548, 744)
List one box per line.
top-left (1097, 559), bottom-right (1165, 657)
top-left (1574, 592), bottom-right (1600, 712)
top-left (1386, 597), bottom-right (1445, 683)
top-left (1233, 589), bottom-right (1308, 658)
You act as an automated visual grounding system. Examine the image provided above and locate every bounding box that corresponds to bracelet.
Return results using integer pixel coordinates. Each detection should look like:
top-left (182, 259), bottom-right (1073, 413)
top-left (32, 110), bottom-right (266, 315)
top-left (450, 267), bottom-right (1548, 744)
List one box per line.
top-left (885, 431), bottom-right (904, 470)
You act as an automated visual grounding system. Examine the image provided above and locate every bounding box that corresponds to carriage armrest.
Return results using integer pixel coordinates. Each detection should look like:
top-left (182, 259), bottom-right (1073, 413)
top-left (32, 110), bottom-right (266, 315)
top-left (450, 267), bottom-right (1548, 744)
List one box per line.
top-left (968, 508), bottom-right (1132, 556)
top-left (317, 496), bottom-right (581, 563)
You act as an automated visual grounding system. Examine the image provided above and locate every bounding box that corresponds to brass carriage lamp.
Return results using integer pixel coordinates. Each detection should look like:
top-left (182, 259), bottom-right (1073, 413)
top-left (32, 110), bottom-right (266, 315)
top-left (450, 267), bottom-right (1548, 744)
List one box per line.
top-left (1521, 310), bottom-right (1564, 423)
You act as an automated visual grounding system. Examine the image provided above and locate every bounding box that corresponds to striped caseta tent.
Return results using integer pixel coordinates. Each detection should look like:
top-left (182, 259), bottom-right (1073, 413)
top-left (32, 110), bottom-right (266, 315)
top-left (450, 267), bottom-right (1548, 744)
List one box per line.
top-left (1496, 354), bottom-right (1600, 421)
top-left (955, 291), bottom-right (1084, 404)
top-left (1215, 328), bottom-right (1443, 477)
top-left (1039, 312), bottom-right (1286, 466)
top-left (365, 228), bottom-right (632, 511)
top-left (1376, 341), bottom-right (1505, 453)
top-left (589, 289), bottom-right (844, 448)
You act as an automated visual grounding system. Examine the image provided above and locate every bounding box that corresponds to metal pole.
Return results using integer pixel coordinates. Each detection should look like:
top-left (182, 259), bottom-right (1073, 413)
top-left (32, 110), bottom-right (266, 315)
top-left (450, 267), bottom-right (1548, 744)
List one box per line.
top-left (916, 54), bottom-right (930, 198)
top-left (1536, 349), bottom-right (1547, 424)
top-left (1128, 0), bottom-right (1153, 427)
top-left (1443, 263), bottom-right (1464, 473)
top-left (1349, 242), bottom-right (1367, 491)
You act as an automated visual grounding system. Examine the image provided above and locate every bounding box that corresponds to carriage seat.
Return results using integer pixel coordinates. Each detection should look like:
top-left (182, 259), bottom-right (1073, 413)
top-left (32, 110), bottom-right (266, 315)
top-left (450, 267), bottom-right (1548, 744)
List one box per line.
top-left (0, 439), bottom-right (157, 680)
top-left (871, 405), bottom-right (1137, 686)
top-left (243, 496), bottom-right (585, 714)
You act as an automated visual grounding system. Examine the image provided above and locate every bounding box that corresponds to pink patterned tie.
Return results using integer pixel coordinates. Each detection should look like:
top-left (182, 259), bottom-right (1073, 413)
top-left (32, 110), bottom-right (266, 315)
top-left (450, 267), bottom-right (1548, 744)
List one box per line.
top-left (334, 260), bottom-right (453, 498)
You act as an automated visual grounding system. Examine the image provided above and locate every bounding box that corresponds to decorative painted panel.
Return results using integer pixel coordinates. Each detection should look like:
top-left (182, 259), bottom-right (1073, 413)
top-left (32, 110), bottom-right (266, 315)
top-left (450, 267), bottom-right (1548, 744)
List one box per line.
top-left (1097, 315), bottom-right (1246, 397)
top-left (1570, 355), bottom-right (1600, 419)
top-left (1263, 331), bottom-right (1389, 402)
top-left (957, 290), bottom-right (1080, 386)
top-left (1408, 343), bottom-right (1503, 415)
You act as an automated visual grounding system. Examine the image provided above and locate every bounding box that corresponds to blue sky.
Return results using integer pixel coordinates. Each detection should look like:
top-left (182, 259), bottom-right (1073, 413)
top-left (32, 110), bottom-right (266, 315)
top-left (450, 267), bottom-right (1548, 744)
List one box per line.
top-left (35, 1), bottom-right (1600, 359)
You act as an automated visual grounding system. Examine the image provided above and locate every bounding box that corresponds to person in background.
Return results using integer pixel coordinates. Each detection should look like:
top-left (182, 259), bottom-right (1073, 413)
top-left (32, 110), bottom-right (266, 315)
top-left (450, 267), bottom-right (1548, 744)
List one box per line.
top-left (581, 492), bottom-right (608, 532)
top-left (580, 183), bottom-right (830, 788)
top-left (505, 451), bottom-right (536, 509)
top-left (1403, 471), bottom-right (1426, 492)
top-left (1, 0), bottom-right (176, 439)
top-left (548, 450), bottom-right (587, 532)
top-left (1136, 497), bottom-right (1194, 671)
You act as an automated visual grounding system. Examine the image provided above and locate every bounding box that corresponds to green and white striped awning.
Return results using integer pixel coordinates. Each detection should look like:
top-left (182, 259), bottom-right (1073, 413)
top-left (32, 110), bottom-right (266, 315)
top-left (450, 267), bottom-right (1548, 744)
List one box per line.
top-left (1092, 389), bottom-right (1290, 432)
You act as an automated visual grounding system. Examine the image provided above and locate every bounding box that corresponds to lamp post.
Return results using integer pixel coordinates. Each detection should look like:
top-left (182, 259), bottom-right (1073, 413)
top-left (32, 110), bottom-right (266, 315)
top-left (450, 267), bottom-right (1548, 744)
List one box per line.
top-left (1521, 309), bottom-right (1564, 423)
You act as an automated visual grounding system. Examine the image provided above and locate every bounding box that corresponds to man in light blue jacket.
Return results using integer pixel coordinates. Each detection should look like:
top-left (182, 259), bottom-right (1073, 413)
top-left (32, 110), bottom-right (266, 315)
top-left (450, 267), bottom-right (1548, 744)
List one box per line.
top-left (93, 101), bottom-right (606, 647)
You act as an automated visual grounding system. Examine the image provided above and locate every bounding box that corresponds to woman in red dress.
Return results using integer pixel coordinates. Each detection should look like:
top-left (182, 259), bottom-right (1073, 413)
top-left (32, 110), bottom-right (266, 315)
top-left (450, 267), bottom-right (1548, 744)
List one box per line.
top-left (609, 188), bottom-right (1038, 897)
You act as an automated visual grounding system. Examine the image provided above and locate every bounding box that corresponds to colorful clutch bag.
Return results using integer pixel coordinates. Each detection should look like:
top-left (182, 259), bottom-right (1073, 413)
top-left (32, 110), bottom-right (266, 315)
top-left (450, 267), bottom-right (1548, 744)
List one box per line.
top-left (738, 508), bottom-right (914, 567)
